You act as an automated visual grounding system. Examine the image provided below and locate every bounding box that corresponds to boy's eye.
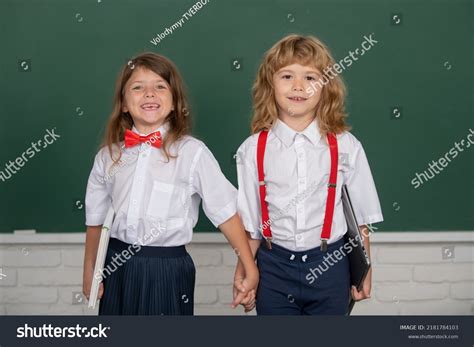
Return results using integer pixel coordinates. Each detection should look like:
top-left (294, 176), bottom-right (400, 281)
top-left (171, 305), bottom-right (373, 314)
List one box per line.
top-left (132, 86), bottom-right (142, 90)
top-left (156, 85), bottom-right (166, 89)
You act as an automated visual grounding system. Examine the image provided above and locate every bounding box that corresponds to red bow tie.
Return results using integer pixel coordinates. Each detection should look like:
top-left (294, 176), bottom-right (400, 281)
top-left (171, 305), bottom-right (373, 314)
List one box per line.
top-left (124, 129), bottom-right (162, 148)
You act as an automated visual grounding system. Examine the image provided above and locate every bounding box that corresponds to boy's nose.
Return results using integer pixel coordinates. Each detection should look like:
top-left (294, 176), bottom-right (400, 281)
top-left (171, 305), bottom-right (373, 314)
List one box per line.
top-left (292, 80), bottom-right (305, 91)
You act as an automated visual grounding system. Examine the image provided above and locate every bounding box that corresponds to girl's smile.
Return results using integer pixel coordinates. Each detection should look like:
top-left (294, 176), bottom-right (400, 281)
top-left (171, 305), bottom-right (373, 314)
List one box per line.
top-left (141, 102), bottom-right (160, 111)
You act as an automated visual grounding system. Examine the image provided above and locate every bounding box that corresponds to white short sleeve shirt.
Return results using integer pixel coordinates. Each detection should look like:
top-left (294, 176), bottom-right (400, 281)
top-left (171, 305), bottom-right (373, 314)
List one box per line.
top-left (236, 118), bottom-right (383, 251)
top-left (85, 123), bottom-right (237, 247)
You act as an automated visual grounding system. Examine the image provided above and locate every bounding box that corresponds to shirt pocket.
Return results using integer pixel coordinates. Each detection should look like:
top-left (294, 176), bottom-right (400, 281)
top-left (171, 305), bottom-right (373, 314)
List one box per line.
top-left (306, 157), bottom-right (351, 228)
top-left (146, 181), bottom-right (187, 230)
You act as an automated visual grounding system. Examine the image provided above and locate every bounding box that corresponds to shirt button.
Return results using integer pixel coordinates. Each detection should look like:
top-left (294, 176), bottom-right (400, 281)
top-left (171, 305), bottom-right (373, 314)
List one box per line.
top-left (297, 207), bottom-right (303, 213)
top-left (296, 235), bottom-right (302, 241)
top-left (298, 153), bottom-right (304, 158)
top-left (132, 199), bottom-right (137, 205)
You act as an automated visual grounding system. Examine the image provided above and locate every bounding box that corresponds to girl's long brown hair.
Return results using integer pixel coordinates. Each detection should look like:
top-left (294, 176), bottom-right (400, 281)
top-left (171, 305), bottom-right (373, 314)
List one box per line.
top-left (251, 34), bottom-right (351, 137)
top-left (103, 52), bottom-right (191, 164)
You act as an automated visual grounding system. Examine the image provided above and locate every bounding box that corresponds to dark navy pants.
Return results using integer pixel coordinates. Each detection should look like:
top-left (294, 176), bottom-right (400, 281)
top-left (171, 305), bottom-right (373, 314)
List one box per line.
top-left (256, 238), bottom-right (350, 315)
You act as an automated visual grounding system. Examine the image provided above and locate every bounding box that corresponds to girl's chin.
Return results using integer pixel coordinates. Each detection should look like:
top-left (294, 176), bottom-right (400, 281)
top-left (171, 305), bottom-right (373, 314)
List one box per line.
top-left (131, 117), bottom-right (166, 130)
top-left (136, 114), bottom-right (166, 123)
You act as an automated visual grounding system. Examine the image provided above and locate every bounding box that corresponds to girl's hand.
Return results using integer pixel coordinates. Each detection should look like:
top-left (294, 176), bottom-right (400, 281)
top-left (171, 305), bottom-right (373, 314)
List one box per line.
top-left (83, 267), bottom-right (104, 302)
top-left (351, 268), bottom-right (372, 301)
top-left (232, 277), bottom-right (257, 312)
top-left (231, 270), bottom-right (259, 309)
top-left (232, 274), bottom-right (247, 309)
top-left (83, 225), bottom-right (105, 303)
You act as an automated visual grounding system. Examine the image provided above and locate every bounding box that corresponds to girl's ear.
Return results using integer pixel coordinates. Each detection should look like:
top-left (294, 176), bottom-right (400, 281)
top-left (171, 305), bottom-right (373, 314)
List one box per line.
top-left (122, 94), bottom-right (128, 113)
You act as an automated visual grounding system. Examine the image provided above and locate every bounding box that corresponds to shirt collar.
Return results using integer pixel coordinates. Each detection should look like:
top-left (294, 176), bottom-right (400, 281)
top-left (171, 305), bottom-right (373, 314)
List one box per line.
top-left (272, 118), bottom-right (322, 147)
top-left (301, 118), bottom-right (322, 146)
top-left (132, 121), bottom-right (169, 138)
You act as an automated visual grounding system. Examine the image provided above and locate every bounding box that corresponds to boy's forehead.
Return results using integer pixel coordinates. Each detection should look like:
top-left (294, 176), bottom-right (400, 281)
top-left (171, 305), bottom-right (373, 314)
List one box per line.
top-left (275, 63), bottom-right (321, 74)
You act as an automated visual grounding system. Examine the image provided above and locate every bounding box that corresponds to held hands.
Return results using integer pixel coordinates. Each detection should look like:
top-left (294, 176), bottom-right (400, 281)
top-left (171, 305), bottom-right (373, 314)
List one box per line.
top-left (231, 268), bottom-right (259, 312)
top-left (351, 267), bottom-right (372, 302)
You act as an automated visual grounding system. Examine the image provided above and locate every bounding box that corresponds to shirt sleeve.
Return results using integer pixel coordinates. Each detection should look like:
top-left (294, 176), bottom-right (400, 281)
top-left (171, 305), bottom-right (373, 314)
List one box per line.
top-left (236, 144), bottom-right (262, 240)
top-left (192, 145), bottom-right (237, 228)
top-left (85, 149), bottom-right (111, 226)
top-left (344, 140), bottom-right (384, 226)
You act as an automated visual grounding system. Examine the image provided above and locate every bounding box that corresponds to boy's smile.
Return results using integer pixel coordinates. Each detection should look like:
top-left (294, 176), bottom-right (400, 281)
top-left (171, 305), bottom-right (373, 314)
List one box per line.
top-left (287, 96), bottom-right (308, 103)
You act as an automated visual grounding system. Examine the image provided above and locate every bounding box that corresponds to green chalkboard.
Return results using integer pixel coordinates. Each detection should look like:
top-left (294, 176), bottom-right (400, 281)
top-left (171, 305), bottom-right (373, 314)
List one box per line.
top-left (0, 0), bottom-right (472, 233)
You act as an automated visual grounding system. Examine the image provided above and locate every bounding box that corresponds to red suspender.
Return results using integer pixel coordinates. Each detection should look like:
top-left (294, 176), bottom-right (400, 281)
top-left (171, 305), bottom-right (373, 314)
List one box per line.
top-left (256, 130), bottom-right (338, 251)
top-left (320, 133), bottom-right (338, 251)
top-left (257, 131), bottom-right (272, 249)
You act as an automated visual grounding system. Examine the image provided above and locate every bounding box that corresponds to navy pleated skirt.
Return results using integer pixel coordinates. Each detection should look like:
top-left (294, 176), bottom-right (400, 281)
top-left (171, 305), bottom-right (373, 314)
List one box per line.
top-left (98, 238), bottom-right (195, 315)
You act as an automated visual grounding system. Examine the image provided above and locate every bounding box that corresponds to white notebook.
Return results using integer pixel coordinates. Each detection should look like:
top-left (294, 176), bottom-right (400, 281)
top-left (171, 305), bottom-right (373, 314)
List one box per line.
top-left (88, 206), bottom-right (115, 309)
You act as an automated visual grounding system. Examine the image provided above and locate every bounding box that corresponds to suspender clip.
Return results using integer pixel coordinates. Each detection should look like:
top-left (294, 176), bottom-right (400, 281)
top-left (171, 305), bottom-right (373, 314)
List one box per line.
top-left (327, 183), bottom-right (336, 188)
top-left (320, 239), bottom-right (328, 252)
top-left (264, 237), bottom-right (272, 250)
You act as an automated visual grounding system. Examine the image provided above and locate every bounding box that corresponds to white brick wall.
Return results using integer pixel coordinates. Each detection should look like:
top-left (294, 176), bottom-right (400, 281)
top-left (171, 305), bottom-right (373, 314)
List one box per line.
top-left (0, 232), bottom-right (472, 315)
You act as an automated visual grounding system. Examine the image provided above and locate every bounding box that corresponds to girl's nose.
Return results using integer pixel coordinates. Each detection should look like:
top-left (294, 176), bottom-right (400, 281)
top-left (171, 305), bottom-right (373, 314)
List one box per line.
top-left (144, 87), bottom-right (156, 98)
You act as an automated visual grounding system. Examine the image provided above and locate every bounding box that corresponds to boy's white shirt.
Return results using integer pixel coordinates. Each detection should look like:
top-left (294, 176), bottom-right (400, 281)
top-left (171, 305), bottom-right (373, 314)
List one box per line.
top-left (236, 118), bottom-right (384, 252)
top-left (85, 122), bottom-right (237, 246)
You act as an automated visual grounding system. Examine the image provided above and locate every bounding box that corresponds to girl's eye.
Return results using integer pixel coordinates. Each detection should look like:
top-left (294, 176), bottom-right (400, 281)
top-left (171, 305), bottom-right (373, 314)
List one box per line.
top-left (282, 74), bottom-right (292, 79)
top-left (306, 76), bottom-right (317, 81)
top-left (156, 85), bottom-right (166, 89)
top-left (132, 86), bottom-right (142, 90)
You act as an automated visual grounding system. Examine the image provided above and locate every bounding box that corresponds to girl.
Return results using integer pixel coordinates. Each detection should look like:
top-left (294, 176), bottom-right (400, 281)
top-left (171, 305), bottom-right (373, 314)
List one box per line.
top-left (82, 52), bottom-right (258, 315)
top-left (234, 35), bottom-right (383, 315)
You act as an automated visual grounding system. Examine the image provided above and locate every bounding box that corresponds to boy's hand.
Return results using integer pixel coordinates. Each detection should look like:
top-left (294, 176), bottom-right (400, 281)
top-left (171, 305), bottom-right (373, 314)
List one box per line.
top-left (351, 268), bottom-right (372, 301)
top-left (240, 289), bottom-right (256, 312)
